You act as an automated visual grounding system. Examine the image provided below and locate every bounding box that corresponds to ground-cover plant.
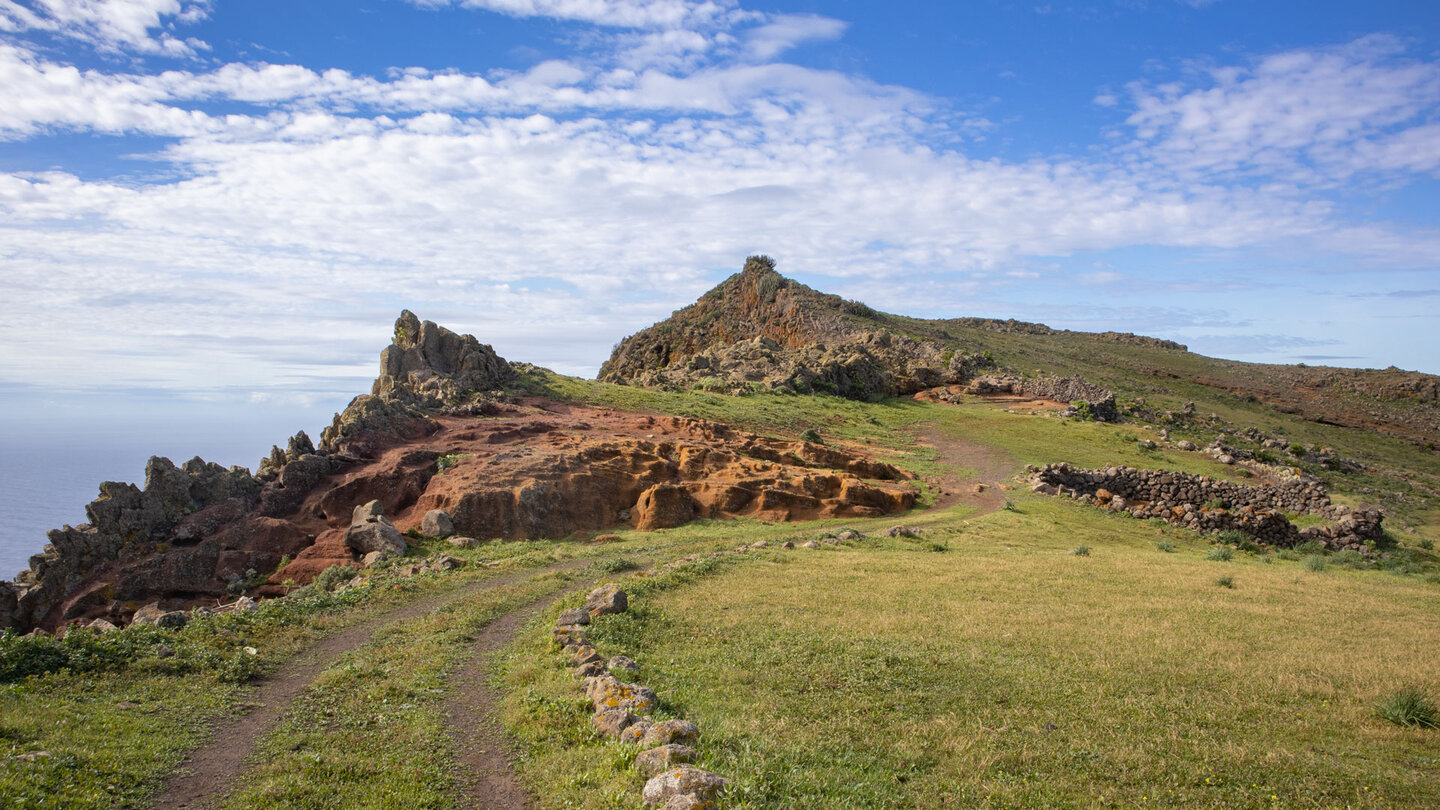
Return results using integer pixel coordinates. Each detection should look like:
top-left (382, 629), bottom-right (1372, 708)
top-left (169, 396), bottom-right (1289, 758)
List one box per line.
top-left (1206, 547), bottom-right (1234, 562)
top-left (1376, 688), bottom-right (1439, 729)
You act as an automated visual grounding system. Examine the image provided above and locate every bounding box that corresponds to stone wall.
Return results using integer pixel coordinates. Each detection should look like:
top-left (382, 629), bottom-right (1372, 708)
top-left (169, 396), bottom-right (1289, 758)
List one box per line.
top-left (1029, 463), bottom-right (1384, 551)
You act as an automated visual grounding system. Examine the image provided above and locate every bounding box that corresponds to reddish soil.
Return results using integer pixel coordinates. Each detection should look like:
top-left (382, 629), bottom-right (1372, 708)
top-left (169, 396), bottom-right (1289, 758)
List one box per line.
top-left (915, 423), bottom-right (1017, 514)
top-left (270, 398), bottom-right (917, 585)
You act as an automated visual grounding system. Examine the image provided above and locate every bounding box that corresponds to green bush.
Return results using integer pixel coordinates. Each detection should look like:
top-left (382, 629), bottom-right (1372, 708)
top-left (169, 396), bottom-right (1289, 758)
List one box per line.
top-left (1070, 546), bottom-right (1091, 557)
top-left (1419, 538), bottom-right (1435, 551)
top-left (1330, 550), bottom-right (1368, 569)
top-left (1303, 555), bottom-right (1327, 572)
top-left (1206, 547), bottom-right (1234, 562)
top-left (1203, 498), bottom-right (1229, 510)
top-left (1276, 549), bottom-right (1300, 561)
top-left (1216, 576), bottom-right (1235, 589)
top-left (312, 563), bottom-right (360, 593)
top-left (799, 428), bottom-right (823, 444)
top-left (1376, 688), bottom-right (1439, 729)
top-left (1155, 540), bottom-right (1176, 553)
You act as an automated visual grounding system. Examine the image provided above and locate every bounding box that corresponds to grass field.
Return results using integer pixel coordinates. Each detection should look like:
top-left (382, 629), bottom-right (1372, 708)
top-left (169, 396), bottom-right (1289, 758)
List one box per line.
top-left (501, 497), bottom-right (1440, 809)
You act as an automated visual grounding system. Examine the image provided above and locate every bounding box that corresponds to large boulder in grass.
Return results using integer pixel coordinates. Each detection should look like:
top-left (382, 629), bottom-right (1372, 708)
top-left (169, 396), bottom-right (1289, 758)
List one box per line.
top-left (641, 719), bottom-right (700, 748)
top-left (421, 509), bottom-right (454, 538)
top-left (642, 766), bottom-right (729, 806)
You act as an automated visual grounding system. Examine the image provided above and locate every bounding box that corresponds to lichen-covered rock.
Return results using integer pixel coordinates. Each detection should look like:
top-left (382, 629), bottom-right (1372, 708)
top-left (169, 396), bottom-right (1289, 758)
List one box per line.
top-left (574, 660), bottom-right (606, 678)
top-left (593, 708), bottom-right (638, 737)
top-left (662, 794), bottom-right (715, 810)
top-left (634, 744), bottom-right (697, 777)
top-left (569, 645), bottom-right (603, 666)
top-left (86, 618), bottom-right (118, 632)
top-left (130, 602), bottom-right (167, 625)
top-left (608, 655), bottom-right (640, 674)
top-left (642, 766), bottom-right (729, 806)
top-left (585, 584), bottom-right (628, 617)
top-left (641, 719), bottom-right (700, 748)
top-left (620, 720), bottom-right (654, 745)
top-left (557, 608), bottom-right (591, 626)
top-left (421, 509), bottom-right (454, 538)
top-left (446, 535), bottom-right (480, 548)
top-left (553, 624), bottom-right (589, 648)
top-left (801, 540), bottom-right (820, 549)
top-left (586, 673), bottom-right (658, 713)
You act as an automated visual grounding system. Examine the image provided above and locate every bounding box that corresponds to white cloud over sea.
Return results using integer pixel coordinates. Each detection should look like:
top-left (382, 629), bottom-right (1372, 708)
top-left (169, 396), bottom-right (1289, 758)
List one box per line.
top-left (0, 0), bottom-right (1438, 414)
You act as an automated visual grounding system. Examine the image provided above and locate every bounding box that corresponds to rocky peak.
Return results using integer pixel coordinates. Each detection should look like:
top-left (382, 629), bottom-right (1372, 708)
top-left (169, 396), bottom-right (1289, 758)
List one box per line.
top-left (375, 310), bottom-right (514, 404)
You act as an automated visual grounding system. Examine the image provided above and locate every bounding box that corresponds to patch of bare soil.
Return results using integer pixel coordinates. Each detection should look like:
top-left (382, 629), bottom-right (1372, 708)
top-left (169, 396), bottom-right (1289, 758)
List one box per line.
top-left (913, 423), bottom-right (1018, 515)
top-left (149, 560), bottom-right (587, 810)
top-left (443, 586), bottom-right (593, 810)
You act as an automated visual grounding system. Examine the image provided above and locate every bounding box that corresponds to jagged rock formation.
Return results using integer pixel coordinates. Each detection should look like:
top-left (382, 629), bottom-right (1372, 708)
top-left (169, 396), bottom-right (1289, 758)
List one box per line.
top-left (0, 313), bottom-right (919, 634)
top-left (1029, 463), bottom-right (1385, 551)
top-left (319, 310), bottom-right (514, 457)
top-left (600, 256), bottom-right (994, 399)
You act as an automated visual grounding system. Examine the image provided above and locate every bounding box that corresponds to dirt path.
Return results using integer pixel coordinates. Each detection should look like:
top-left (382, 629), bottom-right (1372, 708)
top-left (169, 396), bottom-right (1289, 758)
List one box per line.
top-left (444, 589), bottom-right (587, 810)
top-left (913, 422), bottom-right (1018, 517)
top-left (150, 559), bottom-right (589, 810)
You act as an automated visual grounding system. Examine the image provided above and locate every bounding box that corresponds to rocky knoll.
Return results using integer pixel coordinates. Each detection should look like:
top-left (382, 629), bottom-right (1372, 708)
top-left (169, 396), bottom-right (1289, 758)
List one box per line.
top-left (599, 256), bottom-right (994, 399)
top-left (270, 403), bottom-right (916, 586)
top-left (1029, 463), bottom-right (1385, 551)
top-left (0, 314), bottom-right (916, 634)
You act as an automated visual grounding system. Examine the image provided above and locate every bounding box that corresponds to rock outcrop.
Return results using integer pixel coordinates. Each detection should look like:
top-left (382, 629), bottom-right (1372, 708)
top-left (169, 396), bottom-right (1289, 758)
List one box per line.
top-left (599, 256), bottom-right (993, 399)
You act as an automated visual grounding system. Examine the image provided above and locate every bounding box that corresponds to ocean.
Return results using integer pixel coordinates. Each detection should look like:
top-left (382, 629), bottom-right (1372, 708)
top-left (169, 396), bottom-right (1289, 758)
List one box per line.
top-left (0, 403), bottom-right (344, 582)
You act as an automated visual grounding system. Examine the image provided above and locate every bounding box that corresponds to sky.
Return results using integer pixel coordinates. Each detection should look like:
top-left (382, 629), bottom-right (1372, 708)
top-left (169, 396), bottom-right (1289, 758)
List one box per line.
top-left (1, 0), bottom-right (1439, 453)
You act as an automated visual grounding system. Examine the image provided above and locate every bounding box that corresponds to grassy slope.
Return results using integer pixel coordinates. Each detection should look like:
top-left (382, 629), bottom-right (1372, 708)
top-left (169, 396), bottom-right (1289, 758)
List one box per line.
top-left (496, 377), bottom-right (1440, 809)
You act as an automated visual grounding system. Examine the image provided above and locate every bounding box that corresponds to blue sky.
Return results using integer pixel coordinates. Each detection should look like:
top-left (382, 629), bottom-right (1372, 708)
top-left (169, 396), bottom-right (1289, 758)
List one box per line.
top-left (2, 0), bottom-right (1439, 436)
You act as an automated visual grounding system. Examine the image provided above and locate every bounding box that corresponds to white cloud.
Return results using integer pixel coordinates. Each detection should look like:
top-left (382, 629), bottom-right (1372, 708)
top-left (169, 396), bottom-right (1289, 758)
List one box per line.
top-left (1120, 35), bottom-right (1440, 183)
top-left (743, 13), bottom-right (846, 60)
top-left (4, 0), bottom-right (210, 56)
top-left (410, 0), bottom-right (745, 30)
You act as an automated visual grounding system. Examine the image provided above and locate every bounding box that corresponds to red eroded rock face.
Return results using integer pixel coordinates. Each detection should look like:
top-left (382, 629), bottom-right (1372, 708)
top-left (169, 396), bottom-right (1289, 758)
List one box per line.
top-left (268, 398), bottom-right (915, 584)
top-left (24, 397), bottom-right (917, 627)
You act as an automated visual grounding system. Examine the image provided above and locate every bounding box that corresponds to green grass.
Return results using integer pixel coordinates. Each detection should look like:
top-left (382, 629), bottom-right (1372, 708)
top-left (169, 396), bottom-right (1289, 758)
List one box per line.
top-left (500, 497), bottom-right (1440, 808)
top-left (220, 566), bottom-right (600, 809)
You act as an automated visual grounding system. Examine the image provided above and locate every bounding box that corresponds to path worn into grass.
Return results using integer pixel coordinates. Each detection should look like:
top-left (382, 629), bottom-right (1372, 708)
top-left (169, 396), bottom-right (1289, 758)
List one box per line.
top-left (150, 559), bottom-right (589, 810)
top-left (444, 588), bottom-right (592, 810)
top-left (915, 421), bottom-right (1018, 517)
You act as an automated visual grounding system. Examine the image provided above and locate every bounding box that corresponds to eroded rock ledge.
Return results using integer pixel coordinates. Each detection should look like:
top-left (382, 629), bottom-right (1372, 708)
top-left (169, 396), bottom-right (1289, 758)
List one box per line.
top-left (1, 313), bottom-right (916, 634)
top-left (1028, 463), bottom-right (1384, 551)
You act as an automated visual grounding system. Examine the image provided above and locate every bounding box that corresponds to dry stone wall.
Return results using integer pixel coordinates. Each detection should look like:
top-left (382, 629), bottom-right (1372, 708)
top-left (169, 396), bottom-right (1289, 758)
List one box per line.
top-left (1029, 463), bottom-right (1385, 552)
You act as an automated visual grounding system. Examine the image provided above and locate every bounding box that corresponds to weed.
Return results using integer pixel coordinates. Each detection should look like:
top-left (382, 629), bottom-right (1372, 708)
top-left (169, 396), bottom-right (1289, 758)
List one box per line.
top-left (1206, 547), bottom-right (1234, 562)
top-left (312, 563), bottom-right (360, 593)
top-left (1331, 550), bottom-right (1368, 569)
top-left (800, 428), bottom-right (824, 444)
top-left (1276, 549), bottom-right (1300, 561)
top-left (1216, 576), bottom-right (1235, 589)
top-left (1203, 498), bottom-right (1229, 510)
top-left (1304, 555), bottom-right (1327, 572)
top-left (1420, 539), bottom-right (1435, 551)
top-left (1376, 688), bottom-right (1439, 729)
top-left (437, 453), bottom-right (473, 473)
top-left (925, 541), bottom-right (948, 553)
top-left (1003, 500), bottom-right (1019, 512)
top-left (1155, 540), bottom-right (1176, 552)
top-left (599, 556), bottom-right (641, 574)
top-left (1070, 546), bottom-right (1091, 556)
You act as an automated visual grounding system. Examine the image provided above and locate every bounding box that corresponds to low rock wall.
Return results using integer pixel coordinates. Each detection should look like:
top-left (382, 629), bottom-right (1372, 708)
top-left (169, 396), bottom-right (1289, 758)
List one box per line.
top-left (1029, 463), bottom-right (1384, 552)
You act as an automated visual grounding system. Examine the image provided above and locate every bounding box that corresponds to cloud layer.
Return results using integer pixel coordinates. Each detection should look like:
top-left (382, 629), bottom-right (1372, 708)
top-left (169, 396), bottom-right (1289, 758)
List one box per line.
top-left (1, 0), bottom-right (1438, 406)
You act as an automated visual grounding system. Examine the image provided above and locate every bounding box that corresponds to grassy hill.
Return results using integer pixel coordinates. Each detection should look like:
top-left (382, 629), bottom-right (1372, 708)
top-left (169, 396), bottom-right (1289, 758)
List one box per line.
top-left (3, 272), bottom-right (1439, 808)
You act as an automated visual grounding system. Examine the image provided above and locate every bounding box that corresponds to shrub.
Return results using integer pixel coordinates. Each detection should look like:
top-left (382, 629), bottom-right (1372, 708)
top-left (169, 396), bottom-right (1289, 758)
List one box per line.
top-left (1376, 688), bottom-right (1439, 729)
top-left (1216, 576), bottom-right (1235, 589)
top-left (1420, 538), bottom-right (1435, 551)
top-left (312, 564), bottom-right (360, 593)
top-left (1155, 540), bottom-right (1176, 553)
top-left (1203, 498), bottom-right (1229, 510)
top-left (437, 453), bottom-right (472, 473)
top-left (1288, 443), bottom-right (1307, 456)
top-left (925, 541), bottom-right (948, 553)
top-left (1303, 555), bottom-right (1327, 572)
top-left (600, 556), bottom-right (641, 574)
top-left (1071, 400), bottom-right (1095, 421)
top-left (1206, 547), bottom-right (1234, 562)
top-left (1255, 450), bottom-right (1278, 464)
top-left (1276, 549), bottom-right (1300, 561)
top-left (799, 428), bottom-right (823, 444)
top-left (1070, 546), bottom-right (1091, 557)
top-left (1295, 540), bottom-right (1326, 555)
